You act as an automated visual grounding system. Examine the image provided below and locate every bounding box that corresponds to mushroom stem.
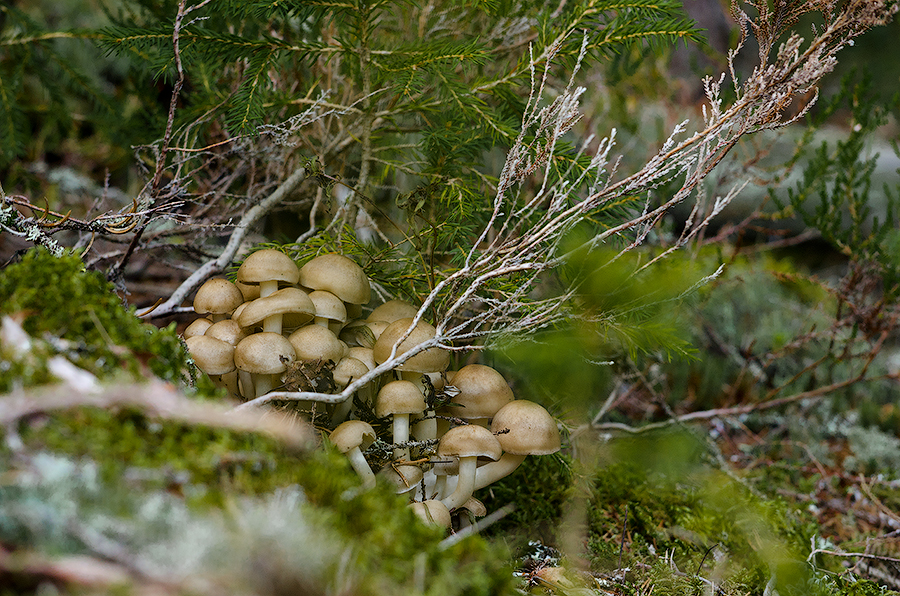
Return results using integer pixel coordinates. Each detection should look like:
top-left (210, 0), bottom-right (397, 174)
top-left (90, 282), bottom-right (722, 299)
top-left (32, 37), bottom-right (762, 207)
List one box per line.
top-left (473, 453), bottom-right (527, 490)
top-left (393, 414), bottom-right (411, 460)
top-left (262, 313), bottom-right (284, 334)
top-left (345, 446), bottom-right (376, 489)
top-left (440, 455), bottom-right (477, 511)
top-left (259, 280), bottom-right (279, 298)
top-left (254, 373), bottom-right (274, 397)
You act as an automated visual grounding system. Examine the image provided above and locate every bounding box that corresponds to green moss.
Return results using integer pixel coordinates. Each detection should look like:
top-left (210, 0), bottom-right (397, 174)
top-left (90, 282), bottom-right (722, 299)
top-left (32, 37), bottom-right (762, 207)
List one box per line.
top-left (5, 406), bottom-right (518, 596)
top-left (0, 248), bottom-right (190, 389)
top-left (585, 452), bottom-right (819, 595)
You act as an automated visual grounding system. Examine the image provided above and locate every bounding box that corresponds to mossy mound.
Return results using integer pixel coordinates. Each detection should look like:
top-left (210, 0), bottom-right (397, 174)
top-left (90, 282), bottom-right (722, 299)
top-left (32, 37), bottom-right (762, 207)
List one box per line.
top-left (0, 248), bottom-right (190, 390)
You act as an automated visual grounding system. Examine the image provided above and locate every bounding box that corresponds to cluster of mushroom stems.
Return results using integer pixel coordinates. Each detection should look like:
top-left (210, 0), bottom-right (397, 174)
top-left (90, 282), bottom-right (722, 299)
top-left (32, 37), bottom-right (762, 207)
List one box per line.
top-left (184, 249), bottom-right (561, 531)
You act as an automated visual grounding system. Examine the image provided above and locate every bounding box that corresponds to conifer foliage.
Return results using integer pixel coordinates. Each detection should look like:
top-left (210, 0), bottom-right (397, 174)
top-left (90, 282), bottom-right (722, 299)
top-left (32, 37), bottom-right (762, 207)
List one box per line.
top-left (1, 0), bottom-right (897, 387)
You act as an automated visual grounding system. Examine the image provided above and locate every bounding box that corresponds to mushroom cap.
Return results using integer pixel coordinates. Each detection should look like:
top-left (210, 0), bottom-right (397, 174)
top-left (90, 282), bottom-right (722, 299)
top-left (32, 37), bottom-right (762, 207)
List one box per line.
top-left (183, 317), bottom-right (213, 339)
top-left (287, 324), bottom-right (345, 362)
top-left (378, 464), bottom-right (424, 493)
top-left (308, 290), bottom-right (348, 326)
top-left (410, 500), bottom-right (451, 528)
top-left (299, 254), bottom-right (371, 305)
top-left (437, 425), bottom-right (502, 461)
top-left (237, 287), bottom-right (316, 330)
top-left (376, 380), bottom-right (426, 417)
top-left (234, 332), bottom-right (295, 375)
top-left (193, 278), bottom-right (244, 317)
top-left (237, 249), bottom-right (300, 286)
top-left (372, 318), bottom-right (449, 373)
top-left (186, 335), bottom-right (235, 376)
top-left (205, 318), bottom-right (247, 346)
top-left (367, 299), bottom-right (419, 323)
top-left (490, 400), bottom-right (561, 455)
top-left (461, 496), bottom-right (487, 517)
top-left (338, 319), bottom-right (375, 348)
top-left (346, 347), bottom-right (376, 371)
top-left (449, 364), bottom-right (514, 420)
top-left (330, 420), bottom-right (376, 454)
top-left (333, 356), bottom-right (370, 388)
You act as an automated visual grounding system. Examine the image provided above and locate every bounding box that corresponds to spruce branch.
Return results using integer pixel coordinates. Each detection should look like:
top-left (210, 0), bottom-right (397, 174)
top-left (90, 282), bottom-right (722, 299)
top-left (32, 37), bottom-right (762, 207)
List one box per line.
top-left (230, 0), bottom-right (897, 408)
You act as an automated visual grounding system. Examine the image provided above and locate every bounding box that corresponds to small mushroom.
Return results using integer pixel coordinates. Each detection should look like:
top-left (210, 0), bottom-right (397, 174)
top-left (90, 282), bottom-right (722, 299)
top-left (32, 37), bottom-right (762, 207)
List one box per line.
top-left (366, 299), bottom-right (419, 323)
top-left (330, 420), bottom-right (377, 489)
top-left (474, 400), bottom-right (561, 490)
top-left (299, 254), bottom-right (371, 306)
top-left (308, 290), bottom-right (348, 334)
top-left (193, 278), bottom-right (244, 322)
top-left (234, 332), bottom-right (296, 398)
top-left (372, 317), bottom-right (449, 373)
top-left (183, 317), bottom-right (213, 339)
top-left (449, 364), bottom-right (514, 426)
top-left (378, 463), bottom-right (424, 496)
top-left (410, 500), bottom-right (452, 529)
top-left (238, 287), bottom-right (316, 335)
top-left (287, 324), bottom-right (345, 362)
top-left (376, 380), bottom-right (427, 460)
top-left (330, 356), bottom-right (372, 425)
top-left (237, 249), bottom-right (300, 298)
top-left (438, 424), bottom-right (501, 511)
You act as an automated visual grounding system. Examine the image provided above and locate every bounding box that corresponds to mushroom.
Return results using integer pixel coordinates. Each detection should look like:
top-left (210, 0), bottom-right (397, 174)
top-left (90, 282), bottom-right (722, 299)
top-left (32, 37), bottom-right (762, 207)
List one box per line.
top-left (237, 287), bottom-right (315, 335)
top-left (410, 500), bottom-right (452, 529)
top-left (237, 249), bottom-right (300, 299)
top-left (330, 356), bottom-right (372, 425)
top-left (185, 335), bottom-right (237, 396)
top-left (330, 420), bottom-right (377, 489)
top-left (372, 317), bottom-right (450, 373)
top-left (378, 463), bottom-right (424, 496)
top-left (183, 317), bottom-right (213, 339)
top-left (376, 380), bottom-right (427, 460)
top-left (438, 424), bottom-right (501, 511)
top-left (308, 290), bottom-right (348, 334)
top-left (473, 400), bottom-right (561, 490)
top-left (299, 254), bottom-right (371, 306)
top-left (205, 318), bottom-right (247, 347)
top-left (234, 332), bottom-right (296, 398)
top-left (186, 335), bottom-right (235, 377)
top-left (448, 364), bottom-right (514, 426)
top-left (193, 278), bottom-right (244, 322)
top-left (366, 299), bottom-right (419, 323)
top-left (287, 324), bottom-right (345, 363)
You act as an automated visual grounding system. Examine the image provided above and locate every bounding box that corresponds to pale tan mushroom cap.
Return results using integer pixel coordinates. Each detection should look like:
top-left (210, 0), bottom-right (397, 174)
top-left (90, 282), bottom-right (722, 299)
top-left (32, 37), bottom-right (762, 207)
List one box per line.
top-left (308, 290), bottom-right (348, 326)
top-left (237, 287), bottom-right (316, 329)
top-left (333, 356), bottom-right (370, 387)
top-left (376, 380), bottom-right (426, 417)
top-left (367, 299), bottom-right (419, 323)
top-left (449, 364), bottom-right (514, 420)
top-left (288, 324), bottom-right (345, 362)
top-left (490, 400), bottom-right (561, 455)
top-left (237, 249), bottom-right (300, 286)
top-left (372, 317), bottom-right (449, 373)
top-left (379, 464), bottom-right (424, 492)
top-left (193, 278), bottom-right (244, 317)
top-left (183, 317), bottom-right (213, 339)
top-left (410, 500), bottom-right (451, 528)
top-left (330, 420), bottom-right (376, 453)
top-left (234, 332), bottom-right (295, 375)
top-left (437, 424), bottom-right (502, 460)
top-left (299, 254), bottom-right (371, 305)
top-left (346, 347), bottom-right (376, 371)
top-left (186, 335), bottom-right (236, 375)
top-left (205, 319), bottom-right (247, 346)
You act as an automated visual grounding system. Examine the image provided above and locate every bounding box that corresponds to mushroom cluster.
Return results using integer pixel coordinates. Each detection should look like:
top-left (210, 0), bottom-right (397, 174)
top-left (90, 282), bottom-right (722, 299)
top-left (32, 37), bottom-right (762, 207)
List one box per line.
top-left (183, 249), bottom-right (561, 531)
